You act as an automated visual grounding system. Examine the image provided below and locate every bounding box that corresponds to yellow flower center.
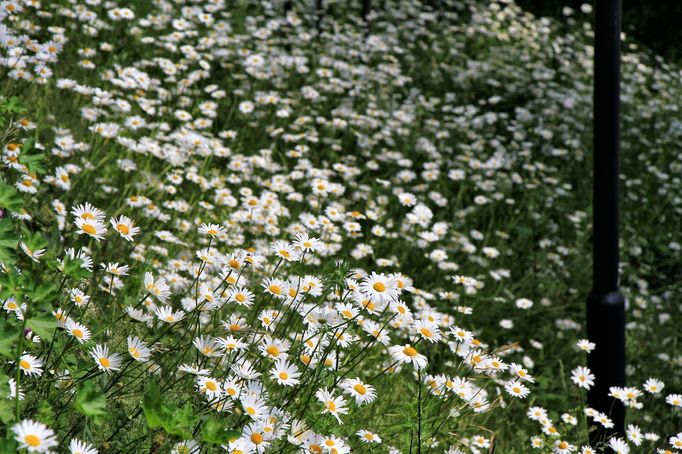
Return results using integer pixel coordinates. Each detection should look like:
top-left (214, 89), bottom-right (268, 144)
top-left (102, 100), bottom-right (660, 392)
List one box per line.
top-left (206, 381), bottom-right (217, 391)
top-left (353, 383), bottom-right (367, 395)
top-left (250, 433), bottom-right (263, 444)
top-left (327, 400), bottom-right (336, 411)
top-left (403, 346), bottom-right (418, 357)
top-left (235, 293), bottom-right (246, 303)
top-left (117, 223), bottom-right (130, 235)
top-left (373, 282), bottom-right (386, 292)
top-left (72, 328), bottom-right (84, 338)
top-left (24, 435), bottom-right (41, 447)
top-left (99, 357), bottom-right (111, 368)
top-left (268, 285), bottom-right (281, 295)
top-left (279, 371), bottom-right (289, 380)
top-left (82, 224), bottom-right (97, 235)
top-left (266, 346), bottom-right (280, 357)
top-left (19, 360), bottom-right (30, 369)
top-left (420, 328), bottom-right (432, 338)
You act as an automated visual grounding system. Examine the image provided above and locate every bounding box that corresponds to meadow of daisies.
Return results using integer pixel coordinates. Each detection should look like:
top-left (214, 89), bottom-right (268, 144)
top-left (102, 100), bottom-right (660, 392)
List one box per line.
top-left (0, 0), bottom-right (681, 452)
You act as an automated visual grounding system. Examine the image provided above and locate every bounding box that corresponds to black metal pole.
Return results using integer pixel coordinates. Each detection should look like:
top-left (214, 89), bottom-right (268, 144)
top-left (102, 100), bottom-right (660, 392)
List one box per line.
top-left (587, 0), bottom-right (625, 443)
top-left (361, 0), bottom-right (371, 23)
top-left (315, 0), bottom-right (323, 35)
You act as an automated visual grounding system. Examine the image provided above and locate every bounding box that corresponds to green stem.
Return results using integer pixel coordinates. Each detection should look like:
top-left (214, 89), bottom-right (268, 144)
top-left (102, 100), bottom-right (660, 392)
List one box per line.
top-left (15, 317), bottom-right (27, 420)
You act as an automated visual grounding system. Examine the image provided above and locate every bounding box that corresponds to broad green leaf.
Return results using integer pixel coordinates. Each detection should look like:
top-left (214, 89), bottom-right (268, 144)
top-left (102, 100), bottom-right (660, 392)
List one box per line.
top-left (0, 96), bottom-right (26, 114)
top-left (0, 219), bottom-right (18, 266)
top-left (0, 183), bottom-right (22, 212)
top-left (21, 228), bottom-right (47, 253)
top-left (201, 419), bottom-right (241, 445)
top-left (141, 380), bottom-right (173, 429)
top-left (0, 321), bottom-right (17, 357)
top-left (141, 381), bottom-right (198, 439)
top-left (0, 400), bottom-right (15, 425)
top-left (26, 317), bottom-right (57, 342)
top-left (27, 283), bottom-right (58, 306)
top-left (0, 372), bottom-right (9, 397)
top-left (62, 255), bottom-right (91, 280)
top-left (35, 400), bottom-right (55, 426)
top-left (18, 139), bottom-right (46, 174)
top-left (75, 381), bottom-right (107, 417)
top-left (172, 404), bottom-right (200, 439)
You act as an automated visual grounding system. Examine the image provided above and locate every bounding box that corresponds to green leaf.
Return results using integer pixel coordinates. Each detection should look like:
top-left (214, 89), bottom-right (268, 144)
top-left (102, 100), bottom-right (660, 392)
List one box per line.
top-left (21, 228), bottom-right (47, 253)
top-left (75, 381), bottom-right (107, 417)
top-left (26, 317), bottom-right (57, 342)
top-left (141, 381), bottom-right (198, 439)
top-left (0, 183), bottom-right (23, 212)
top-left (0, 96), bottom-right (26, 115)
top-left (0, 219), bottom-right (18, 266)
top-left (35, 400), bottom-right (55, 426)
top-left (18, 139), bottom-right (46, 174)
top-left (141, 380), bottom-right (168, 429)
top-left (0, 372), bottom-right (10, 397)
top-left (0, 268), bottom-right (22, 300)
top-left (0, 320), bottom-right (17, 358)
top-left (172, 404), bottom-right (199, 439)
top-left (62, 255), bottom-right (91, 280)
top-left (0, 400), bottom-right (15, 425)
top-left (27, 283), bottom-right (58, 306)
top-left (201, 419), bottom-right (241, 445)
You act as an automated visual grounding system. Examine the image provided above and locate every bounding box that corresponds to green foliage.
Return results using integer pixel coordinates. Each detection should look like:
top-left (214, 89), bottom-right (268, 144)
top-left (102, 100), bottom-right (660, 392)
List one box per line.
top-left (35, 400), bottom-right (55, 426)
top-left (26, 317), bottom-right (57, 342)
top-left (0, 399), bottom-right (14, 424)
top-left (0, 183), bottom-right (22, 213)
top-left (0, 96), bottom-right (26, 115)
top-left (0, 219), bottom-right (18, 266)
top-left (0, 372), bottom-right (13, 424)
top-left (321, 260), bottom-right (353, 294)
top-left (75, 381), bottom-right (107, 421)
top-left (17, 138), bottom-right (47, 174)
top-left (201, 419), bottom-right (241, 445)
top-left (0, 267), bottom-right (21, 301)
top-left (21, 228), bottom-right (47, 254)
top-left (0, 320), bottom-right (17, 358)
top-left (141, 381), bottom-right (199, 440)
top-left (62, 255), bottom-right (92, 280)
top-left (0, 434), bottom-right (17, 453)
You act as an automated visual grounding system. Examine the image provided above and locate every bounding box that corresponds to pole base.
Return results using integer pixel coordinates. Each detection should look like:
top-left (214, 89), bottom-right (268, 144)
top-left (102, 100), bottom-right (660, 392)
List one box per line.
top-left (586, 290), bottom-right (626, 443)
